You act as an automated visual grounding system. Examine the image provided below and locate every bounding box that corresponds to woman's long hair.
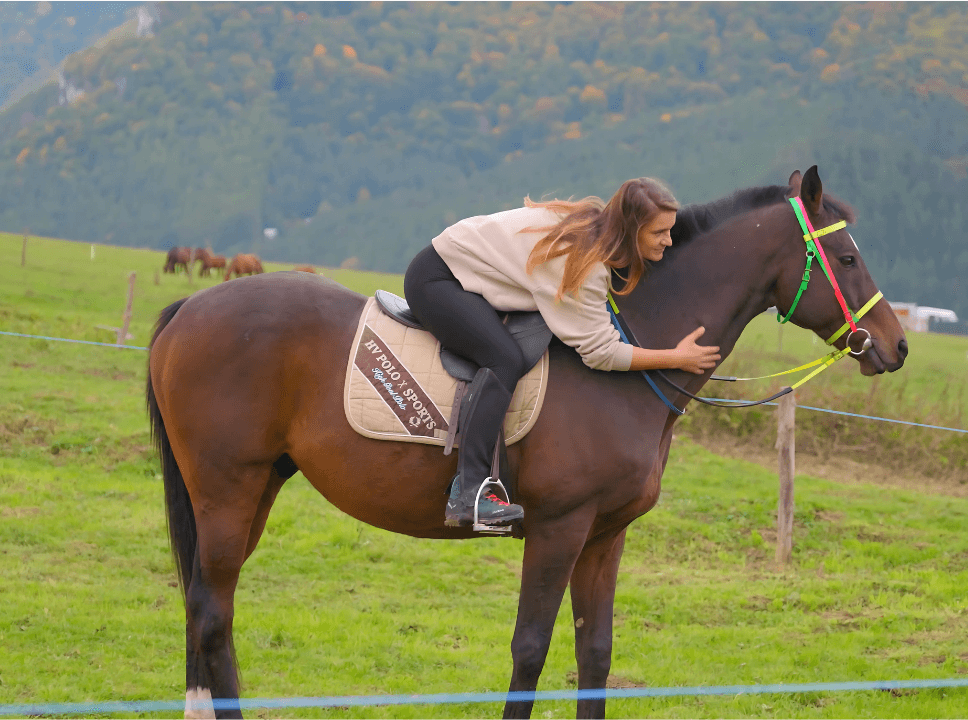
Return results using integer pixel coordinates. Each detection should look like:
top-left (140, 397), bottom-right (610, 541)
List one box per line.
top-left (524, 177), bottom-right (679, 299)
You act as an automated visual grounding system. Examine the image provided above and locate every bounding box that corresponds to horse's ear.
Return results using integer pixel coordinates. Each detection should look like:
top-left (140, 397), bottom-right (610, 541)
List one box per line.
top-left (787, 170), bottom-right (802, 196)
top-left (799, 165), bottom-right (823, 215)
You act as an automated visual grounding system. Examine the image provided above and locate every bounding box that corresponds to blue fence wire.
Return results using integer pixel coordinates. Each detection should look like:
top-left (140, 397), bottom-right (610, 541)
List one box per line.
top-left (2, 678), bottom-right (968, 716)
top-left (0, 330), bottom-right (148, 351)
top-left (703, 398), bottom-right (968, 434)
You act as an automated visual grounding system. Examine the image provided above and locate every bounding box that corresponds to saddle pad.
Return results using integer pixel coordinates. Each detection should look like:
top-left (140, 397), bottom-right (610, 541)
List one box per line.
top-left (344, 296), bottom-right (549, 446)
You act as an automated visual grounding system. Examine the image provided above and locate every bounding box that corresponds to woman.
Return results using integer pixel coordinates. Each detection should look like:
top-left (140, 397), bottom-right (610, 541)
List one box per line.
top-left (403, 178), bottom-right (721, 530)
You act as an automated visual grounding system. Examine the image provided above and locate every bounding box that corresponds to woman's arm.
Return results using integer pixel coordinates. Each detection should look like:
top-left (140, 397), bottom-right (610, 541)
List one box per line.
top-left (628, 326), bottom-right (721, 374)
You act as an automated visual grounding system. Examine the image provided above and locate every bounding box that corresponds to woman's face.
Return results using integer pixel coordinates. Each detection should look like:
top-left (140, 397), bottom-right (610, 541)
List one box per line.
top-left (636, 209), bottom-right (677, 262)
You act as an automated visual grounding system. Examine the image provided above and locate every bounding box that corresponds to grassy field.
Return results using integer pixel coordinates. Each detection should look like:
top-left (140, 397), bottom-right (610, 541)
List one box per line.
top-left (2, 233), bottom-right (968, 718)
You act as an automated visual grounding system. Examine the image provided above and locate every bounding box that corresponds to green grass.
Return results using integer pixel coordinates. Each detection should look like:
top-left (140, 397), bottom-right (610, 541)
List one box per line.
top-left (3, 446), bottom-right (968, 718)
top-left (2, 233), bottom-right (968, 718)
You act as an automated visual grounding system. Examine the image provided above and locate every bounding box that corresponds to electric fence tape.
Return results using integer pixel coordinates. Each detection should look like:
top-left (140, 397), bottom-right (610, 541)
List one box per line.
top-left (2, 678), bottom-right (968, 716)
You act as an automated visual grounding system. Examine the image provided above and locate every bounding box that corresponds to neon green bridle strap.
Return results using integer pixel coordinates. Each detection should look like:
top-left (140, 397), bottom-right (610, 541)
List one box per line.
top-left (776, 215), bottom-right (847, 325)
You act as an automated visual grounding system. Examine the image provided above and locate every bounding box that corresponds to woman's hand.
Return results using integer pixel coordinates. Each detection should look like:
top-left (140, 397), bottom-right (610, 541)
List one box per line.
top-left (673, 326), bottom-right (721, 374)
top-left (626, 327), bottom-right (722, 373)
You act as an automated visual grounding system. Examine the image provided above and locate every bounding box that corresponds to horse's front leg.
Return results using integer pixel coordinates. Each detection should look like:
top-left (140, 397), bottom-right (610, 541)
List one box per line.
top-left (504, 510), bottom-right (596, 720)
top-left (569, 527), bottom-right (628, 720)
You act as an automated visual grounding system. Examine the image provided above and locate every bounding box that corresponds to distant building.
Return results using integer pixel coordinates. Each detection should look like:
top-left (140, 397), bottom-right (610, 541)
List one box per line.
top-left (889, 302), bottom-right (958, 333)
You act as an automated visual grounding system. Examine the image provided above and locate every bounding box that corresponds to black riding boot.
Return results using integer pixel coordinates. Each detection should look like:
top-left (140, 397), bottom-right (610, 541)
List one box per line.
top-left (445, 368), bottom-right (525, 528)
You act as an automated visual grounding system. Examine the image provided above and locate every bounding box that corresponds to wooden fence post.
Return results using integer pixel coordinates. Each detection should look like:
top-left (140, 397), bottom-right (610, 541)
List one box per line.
top-left (117, 272), bottom-right (136, 346)
top-left (775, 391), bottom-right (796, 564)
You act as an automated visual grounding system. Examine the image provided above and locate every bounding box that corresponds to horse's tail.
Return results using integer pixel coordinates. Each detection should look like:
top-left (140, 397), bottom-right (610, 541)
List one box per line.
top-left (146, 297), bottom-right (196, 599)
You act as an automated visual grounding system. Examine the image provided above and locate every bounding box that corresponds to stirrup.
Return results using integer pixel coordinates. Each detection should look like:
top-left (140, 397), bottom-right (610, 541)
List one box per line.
top-left (473, 478), bottom-right (514, 535)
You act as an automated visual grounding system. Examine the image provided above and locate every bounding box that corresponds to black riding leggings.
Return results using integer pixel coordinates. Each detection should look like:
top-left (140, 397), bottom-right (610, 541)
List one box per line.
top-left (403, 245), bottom-right (527, 393)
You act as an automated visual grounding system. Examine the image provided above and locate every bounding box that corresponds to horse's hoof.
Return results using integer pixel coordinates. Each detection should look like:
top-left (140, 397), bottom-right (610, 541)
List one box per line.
top-left (185, 688), bottom-right (215, 720)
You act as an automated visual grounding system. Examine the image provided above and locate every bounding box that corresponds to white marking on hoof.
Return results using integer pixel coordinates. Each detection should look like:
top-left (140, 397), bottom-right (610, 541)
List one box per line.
top-left (185, 687), bottom-right (215, 719)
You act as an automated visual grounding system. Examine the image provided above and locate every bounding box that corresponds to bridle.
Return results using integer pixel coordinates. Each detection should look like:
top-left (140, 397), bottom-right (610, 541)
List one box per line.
top-left (607, 197), bottom-right (884, 415)
top-left (777, 196), bottom-right (881, 357)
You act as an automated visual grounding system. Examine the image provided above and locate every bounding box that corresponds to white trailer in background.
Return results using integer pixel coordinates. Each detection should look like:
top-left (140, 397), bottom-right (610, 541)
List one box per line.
top-left (889, 302), bottom-right (958, 333)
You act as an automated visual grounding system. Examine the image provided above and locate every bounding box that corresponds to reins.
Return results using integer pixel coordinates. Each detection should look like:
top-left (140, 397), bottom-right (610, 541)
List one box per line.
top-left (607, 197), bottom-right (883, 413)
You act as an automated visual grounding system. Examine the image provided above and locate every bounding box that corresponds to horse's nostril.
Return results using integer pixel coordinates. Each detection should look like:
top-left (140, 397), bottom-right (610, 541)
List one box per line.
top-left (898, 338), bottom-right (909, 359)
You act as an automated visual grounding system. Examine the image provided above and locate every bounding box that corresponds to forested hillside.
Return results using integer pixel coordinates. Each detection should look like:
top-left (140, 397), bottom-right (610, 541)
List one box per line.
top-left (0, 1), bottom-right (142, 108)
top-left (1, 2), bottom-right (966, 315)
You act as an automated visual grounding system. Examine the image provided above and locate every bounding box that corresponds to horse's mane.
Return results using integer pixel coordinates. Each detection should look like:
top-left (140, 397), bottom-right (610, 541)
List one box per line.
top-left (671, 185), bottom-right (857, 245)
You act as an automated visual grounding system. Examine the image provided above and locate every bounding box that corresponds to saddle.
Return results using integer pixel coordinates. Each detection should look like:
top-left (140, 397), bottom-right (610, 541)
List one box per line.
top-left (344, 293), bottom-right (550, 536)
top-left (374, 291), bottom-right (551, 534)
top-left (374, 290), bottom-right (553, 383)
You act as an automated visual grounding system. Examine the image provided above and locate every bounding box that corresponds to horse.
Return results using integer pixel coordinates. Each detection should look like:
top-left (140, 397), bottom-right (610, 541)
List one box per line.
top-left (191, 248), bottom-right (212, 276)
top-left (199, 253), bottom-right (227, 278)
top-left (163, 247), bottom-right (192, 274)
top-left (293, 265), bottom-right (317, 273)
top-left (223, 253), bottom-right (264, 281)
top-left (147, 167), bottom-right (907, 719)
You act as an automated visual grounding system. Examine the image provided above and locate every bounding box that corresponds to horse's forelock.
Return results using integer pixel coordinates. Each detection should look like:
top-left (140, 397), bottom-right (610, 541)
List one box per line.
top-left (822, 194), bottom-right (856, 225)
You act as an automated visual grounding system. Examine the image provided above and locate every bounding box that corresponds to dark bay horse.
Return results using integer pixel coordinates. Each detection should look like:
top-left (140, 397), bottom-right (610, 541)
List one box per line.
top-left (191, 248), bottom-right (212, 276)
top-left (163, 247), bottom-right (192, 274)
top-left (223, 253), bottom-right (264, 280)
top-left (147, 167), bottom-right (907, 719)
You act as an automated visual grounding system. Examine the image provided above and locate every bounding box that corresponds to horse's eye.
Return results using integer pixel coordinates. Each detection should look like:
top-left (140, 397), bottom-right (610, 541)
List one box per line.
top-left (839, 255), bottom-right (856, 268)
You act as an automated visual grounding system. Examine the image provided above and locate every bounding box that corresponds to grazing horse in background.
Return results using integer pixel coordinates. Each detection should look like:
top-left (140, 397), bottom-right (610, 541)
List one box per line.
top-left (191, 248), bottom-right (212, 276)
top-left (200, 254), bottom-right (227, 278)
top-left (163, 247), bottom-right (191, 274)
top-left (293, 265), bottom-right (317, 274)
top-left (223, 253), bottom-right (264, 281)
top-left (147, 167), bottom-right (907, 719)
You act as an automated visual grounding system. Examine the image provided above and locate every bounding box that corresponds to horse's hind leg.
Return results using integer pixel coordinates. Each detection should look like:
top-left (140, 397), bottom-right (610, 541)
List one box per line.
top-left (504, 512), bottom-right (596, 720)
top-left (569, 527), bottom-right (628, 720)
top-left (244, 465), bottom-right (289, 560)
top-left (185, 462), bottom-right (276, 719)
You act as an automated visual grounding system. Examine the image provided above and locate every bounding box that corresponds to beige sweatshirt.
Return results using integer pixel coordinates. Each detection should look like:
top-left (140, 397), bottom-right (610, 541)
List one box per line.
top-left (431, 206), bottom-right (635, 372)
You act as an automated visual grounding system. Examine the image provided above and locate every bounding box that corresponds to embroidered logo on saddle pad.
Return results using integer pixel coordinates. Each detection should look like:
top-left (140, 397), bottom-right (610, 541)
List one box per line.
top-left (344, 296), bottom-right (549, 446)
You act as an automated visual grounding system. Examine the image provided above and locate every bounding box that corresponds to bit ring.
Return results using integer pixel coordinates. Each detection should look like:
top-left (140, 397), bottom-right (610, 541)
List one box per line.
top-left (847, 327), bottom-right (872, 356)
